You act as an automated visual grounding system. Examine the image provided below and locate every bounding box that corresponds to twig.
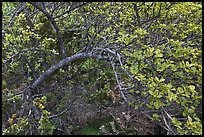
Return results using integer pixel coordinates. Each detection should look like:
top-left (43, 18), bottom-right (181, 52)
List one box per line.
top-left (29, 2), bottom-right (67, 59)
top-left (49, 104), bottom-right (71, 119)
top-left (14, 85), bottom-right (31, 96)
top-left (109, 58), bottom-right (128, 103)
top-left (53, 2), bottom-right (90, 19)
top-left (145, 114), bottom-right (169, 131)
top-left (161, 111), bottom-right (176, 135)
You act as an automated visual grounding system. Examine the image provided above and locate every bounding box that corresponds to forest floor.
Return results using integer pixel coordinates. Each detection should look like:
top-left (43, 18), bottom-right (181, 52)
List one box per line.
top-left (50, 90), bottom-right (161, 135)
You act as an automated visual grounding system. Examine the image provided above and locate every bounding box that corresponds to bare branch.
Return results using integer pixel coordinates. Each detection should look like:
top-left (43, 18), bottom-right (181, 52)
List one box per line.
top-left (109, 58), bottom-right (128, 103)
top-left (31, 53), bottom-right (105, 89)
top-left (161, 109), bottom-right (177, 135)
top-left (29, 2), bottom-right (67, 59)
top-left (133, 3), bottom-right (141, 26)
top-left (53, 2), bottom-right (90, 19)
top-left (49, 104), bottom-right (71, 119)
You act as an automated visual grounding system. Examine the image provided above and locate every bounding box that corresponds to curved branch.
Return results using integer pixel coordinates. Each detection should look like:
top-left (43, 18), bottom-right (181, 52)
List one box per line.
top-left (30, 53), bottom-right (104, 89)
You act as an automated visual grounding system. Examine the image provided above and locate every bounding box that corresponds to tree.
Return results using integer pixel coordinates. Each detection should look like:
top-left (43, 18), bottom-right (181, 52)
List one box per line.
top-left (2, 2), bottom-right (202, 135)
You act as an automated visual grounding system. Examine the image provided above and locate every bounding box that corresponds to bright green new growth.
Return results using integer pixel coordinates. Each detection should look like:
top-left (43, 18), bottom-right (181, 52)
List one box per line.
top-left (2, 2), bottom-right (202, 135)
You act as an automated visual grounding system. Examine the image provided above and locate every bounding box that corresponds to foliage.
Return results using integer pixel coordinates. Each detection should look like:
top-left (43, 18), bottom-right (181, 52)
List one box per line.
top-left (2, 2), bottom-right (202, 135)
top-left (33, 96), bottom-right (55, 135)
top-left (2, 115), bottom-right (29, 135)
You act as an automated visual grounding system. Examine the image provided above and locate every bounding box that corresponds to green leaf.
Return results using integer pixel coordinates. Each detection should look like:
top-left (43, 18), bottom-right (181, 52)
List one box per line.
top-left (159, 78), bottom-right (165, 82)
top-left (146, 104), bottom-right (153, 109)
top-left (156, 53), bottom-right (163, 58)
top-left (155, 49), bottom-right (163, 58)
top-left (157, 95), bottom-right (162, 98)
top-left (188, 116), bottom-right (192, 122)
top-left (152, 113), bottom-right (160, 121)
top-left (172, 117), bottom-right (182, 127)
top-left (167, 91), bottom-right (177, 102)
top-left (194, 117), bottom-right (200, 122)
top-left (171, 65), bottom-right (177, 71)
top-left (188, 108), bottom-right (194, 114)
top-left (177, 87), bottom-right (184, 93)
top-left (188, 85), bottom-right (196, 93)
top-left (153, 100), bottom-right (160, 109)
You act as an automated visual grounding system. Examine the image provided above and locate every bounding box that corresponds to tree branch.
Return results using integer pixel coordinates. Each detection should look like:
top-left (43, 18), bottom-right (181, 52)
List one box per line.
top-left (109, 58), bottom-right (128, 103)
top-left (53, 2), bottom-right (90, 19)
top-left (29, 2), bottom-right (67, 59)
top-left (30, 53), bottom-right (105, 89)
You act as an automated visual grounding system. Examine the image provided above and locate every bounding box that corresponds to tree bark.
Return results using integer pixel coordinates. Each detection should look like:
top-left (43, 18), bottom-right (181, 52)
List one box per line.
top-left (31, 53), bottom-right (104, 89)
